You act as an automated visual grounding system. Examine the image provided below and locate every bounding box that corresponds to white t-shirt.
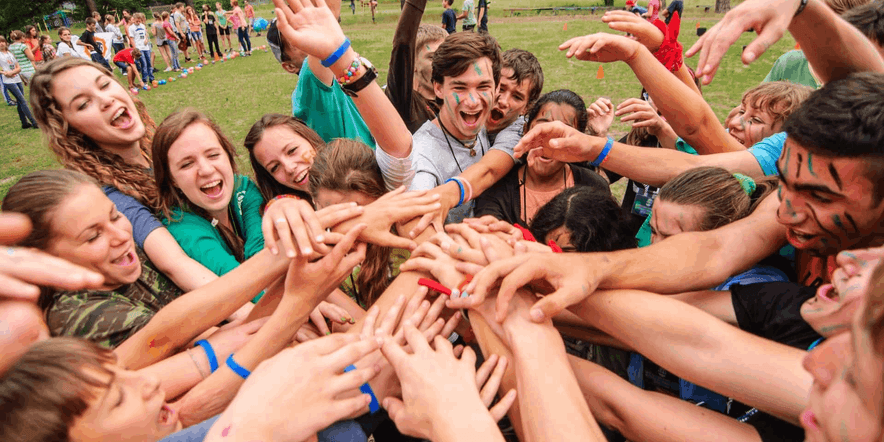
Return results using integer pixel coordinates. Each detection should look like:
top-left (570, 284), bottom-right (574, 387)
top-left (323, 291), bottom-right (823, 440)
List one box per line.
top-left (57, 36), bottom-right (89, 59)
top-left (0, 51), bottom-right (22, 84)
top-left (128, 23), bottom-right (150, 51)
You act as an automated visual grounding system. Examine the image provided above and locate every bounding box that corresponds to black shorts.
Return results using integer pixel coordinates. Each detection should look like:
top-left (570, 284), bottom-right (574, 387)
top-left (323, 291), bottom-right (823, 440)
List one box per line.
top-left (463, 24), bottom-right (476, 32)
top-left (219, 26), bottom-right (230, 35)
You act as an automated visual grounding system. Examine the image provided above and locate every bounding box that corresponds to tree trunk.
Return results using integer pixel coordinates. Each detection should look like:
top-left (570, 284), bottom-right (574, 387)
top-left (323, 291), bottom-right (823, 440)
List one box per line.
top-left (715, 0), bottom-right (731, 13)
top-left (84, 0), bottom-right (98, 16)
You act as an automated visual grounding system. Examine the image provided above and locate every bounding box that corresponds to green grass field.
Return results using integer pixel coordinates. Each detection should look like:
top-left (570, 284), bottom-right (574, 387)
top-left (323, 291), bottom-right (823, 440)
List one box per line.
top-left (0, 0), bottom-right (796, 199)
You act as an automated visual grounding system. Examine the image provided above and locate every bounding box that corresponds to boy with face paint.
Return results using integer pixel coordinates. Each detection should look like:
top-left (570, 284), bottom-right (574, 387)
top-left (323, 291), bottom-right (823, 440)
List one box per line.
top-left (407, 32), bottom-right (505, 223)
top-left (462, 0), bottom-right (884, 322)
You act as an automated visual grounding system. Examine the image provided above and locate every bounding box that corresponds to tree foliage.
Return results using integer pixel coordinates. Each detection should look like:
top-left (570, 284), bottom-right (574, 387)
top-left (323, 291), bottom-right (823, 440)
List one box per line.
top-left (0, 0), bottom-right (162, 32)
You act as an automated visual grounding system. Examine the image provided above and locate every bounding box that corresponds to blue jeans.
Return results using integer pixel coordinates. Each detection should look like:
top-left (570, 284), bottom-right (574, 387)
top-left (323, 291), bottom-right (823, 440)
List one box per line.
top-left (137, 49), bottom-right (154, 81)
top-left (1, 81), bottom-right (14, 104)
top-left (4, 82), bottom-right (37, 127)
top-left (168, 43), bottom-right (181, 70)
top-left (91, 52), bottom-right (112, 71)
top-left (236, 27), bottom-right (251, 52)
top-left (112, 42), bottom-right (125, 54)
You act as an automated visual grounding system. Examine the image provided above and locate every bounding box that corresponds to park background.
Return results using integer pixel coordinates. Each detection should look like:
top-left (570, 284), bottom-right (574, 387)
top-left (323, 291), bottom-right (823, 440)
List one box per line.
top-left (0, 0), bottom-right (799, 199)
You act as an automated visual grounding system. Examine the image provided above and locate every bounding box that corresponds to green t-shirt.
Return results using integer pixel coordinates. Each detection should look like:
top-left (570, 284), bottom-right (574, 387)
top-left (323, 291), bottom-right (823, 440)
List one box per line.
top-left (292, 58), bottom-right (376, 147)
top-left (162, 175), bottom-right (266, 300)
top-left (462, 0), bottom-right (476, 25)
top-left (47, 249), bottom-right (183, 349)
top-left (217, 9), bottom-right (229, 27)
top-left (763, 50), bottom-right (820, 89)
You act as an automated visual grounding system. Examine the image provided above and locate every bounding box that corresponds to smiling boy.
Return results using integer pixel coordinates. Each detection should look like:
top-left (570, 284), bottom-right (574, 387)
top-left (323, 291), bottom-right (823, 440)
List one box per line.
top-left (408, 32), bottom-right (501, 222)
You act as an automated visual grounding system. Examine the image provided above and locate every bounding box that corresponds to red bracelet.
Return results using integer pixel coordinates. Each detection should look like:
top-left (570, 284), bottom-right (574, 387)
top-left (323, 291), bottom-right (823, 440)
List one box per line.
top-left (418, 278), bottom-right (453, 296)
top-left (513, 224), bottom-right (536, 242)
top-left (263, 194), bottom-right (300, 215)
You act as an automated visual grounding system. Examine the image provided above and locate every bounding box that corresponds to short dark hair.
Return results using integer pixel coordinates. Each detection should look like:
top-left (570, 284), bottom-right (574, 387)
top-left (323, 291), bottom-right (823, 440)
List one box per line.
top-left (85, 17), bottom-right (96, 26)
top-left (431, 32), bottom-right (501, 87)
top-left (842, 1), bottom-right (884, 46)
top-left (501, 48), bottom-right (544, 106)
top-left (530, 186), bottom-right (636, 253)
top-left (782, 72), bottom-right (884, 200)
top-left (524, 89), bottom-right (587, 133)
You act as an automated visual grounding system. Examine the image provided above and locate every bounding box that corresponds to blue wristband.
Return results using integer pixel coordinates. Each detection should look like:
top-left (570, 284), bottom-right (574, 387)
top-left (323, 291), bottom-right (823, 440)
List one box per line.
top-left (226, 354), bottom-right (251, 380)
top-left (344, 364), bottom-right (381, 414)
top-left (590, 137), bottom-right (614, 167)
top-left (445, 178), bottom-right (465, 207)
top-left (194, 340), bottom-right (219, 373)
top-left (321, 38), bottom-right (351, 68)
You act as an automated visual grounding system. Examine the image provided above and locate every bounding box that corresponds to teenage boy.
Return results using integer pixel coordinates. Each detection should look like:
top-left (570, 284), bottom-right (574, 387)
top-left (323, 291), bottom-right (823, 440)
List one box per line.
top-left (112, 46), bottom-right (145, 92)
top-left (173, 3), bottom-right (192, 62)
top-left (128, 13), bottom-right (154, 84)
top-left (387, 0), bottom-right (448, 133)
top-left (119, 10), bottom-right (132, 47)
top-left (486, 49), bottom-right (543, 147)
top-left (442, 0), bottom-right (457, 34)
top-left (80, 18), bottom-right (112, 70)
top-left (408, 32), bottom-right (504, 222)
top-left (462, 0), bottom-right (884, 322)
top-left (457, 0), bottom-right (476, 32)
top-left (477, 0), bottom-right (488, 32)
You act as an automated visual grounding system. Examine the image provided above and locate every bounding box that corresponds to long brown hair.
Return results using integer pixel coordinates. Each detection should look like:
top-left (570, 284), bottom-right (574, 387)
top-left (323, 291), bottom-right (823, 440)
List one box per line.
top-left (244, 113), bottom-right (325, 203)
top-left (309, 139), bottom-right (393, 307)
top-left (0, 338), bottom-right (116, 442)
top-left (152, 109), bottom-right (246, 262)
top-left (657, 167), bottom-right (778, 231)
top-left (1, 169), bottom-right (98, 251)
top-left (29, 57), bottom-right (159, 208)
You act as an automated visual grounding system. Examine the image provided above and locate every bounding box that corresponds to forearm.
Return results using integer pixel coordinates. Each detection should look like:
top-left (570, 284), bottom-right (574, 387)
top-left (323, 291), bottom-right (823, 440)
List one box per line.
top-left (568, 289), bottom-right (810, 423)
top-left (115, 249), bottom-right (286, 369)
top-left (458, 150), bottom-right (516, 200)
top-left (789, 0), bottom-right (884, 83)
top-left (431, 406), bottom-right (505, 442)
top-left (626, 47), bottom-right (741, 153)
top-left (176, 295), bottom-right (311, 426)
top-left (506, 309), bottom-right (606, 442)
top-left (139, 350), bottom-right (205, 399)
top-left (568, 355), bottom-right (761, 442)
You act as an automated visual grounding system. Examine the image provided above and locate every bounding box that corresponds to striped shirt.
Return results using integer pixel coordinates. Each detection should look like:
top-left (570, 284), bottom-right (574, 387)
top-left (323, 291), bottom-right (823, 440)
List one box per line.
top-left (8, 43), bottom-right (34, 74)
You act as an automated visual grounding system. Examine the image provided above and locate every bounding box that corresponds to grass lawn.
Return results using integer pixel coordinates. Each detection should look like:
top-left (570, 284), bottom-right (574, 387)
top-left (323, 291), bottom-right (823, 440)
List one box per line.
top-left (0, 0), bottom-right (796, 200)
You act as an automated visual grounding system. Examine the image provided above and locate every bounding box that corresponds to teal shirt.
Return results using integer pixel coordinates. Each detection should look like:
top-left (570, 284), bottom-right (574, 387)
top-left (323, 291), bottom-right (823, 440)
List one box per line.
top-left (163, 175), bottom-right (265, 300)
top-left (763, 50), bottom-right (820, 89)
top-left (292, 58), bottom-right (375, 147)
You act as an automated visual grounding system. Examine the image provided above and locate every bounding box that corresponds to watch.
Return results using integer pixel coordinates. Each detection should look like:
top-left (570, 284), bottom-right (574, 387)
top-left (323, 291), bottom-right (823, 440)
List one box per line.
top-left (340, 57), bottom-right (378, 98)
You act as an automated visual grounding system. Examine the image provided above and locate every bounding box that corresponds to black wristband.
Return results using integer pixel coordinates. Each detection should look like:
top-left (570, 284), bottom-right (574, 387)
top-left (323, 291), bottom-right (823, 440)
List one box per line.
top-left (794, 0), bottom-right (808, 17)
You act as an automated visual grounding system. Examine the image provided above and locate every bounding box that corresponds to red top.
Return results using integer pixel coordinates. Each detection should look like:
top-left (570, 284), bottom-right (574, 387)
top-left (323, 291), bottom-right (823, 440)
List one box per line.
top-left (25, 38), bottom-right (43, 62)
top-left (113, 47), bottom-right (137, 64)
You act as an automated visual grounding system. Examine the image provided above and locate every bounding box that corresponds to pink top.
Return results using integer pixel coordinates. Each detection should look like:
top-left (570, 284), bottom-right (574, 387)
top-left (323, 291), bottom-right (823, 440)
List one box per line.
top-left (647, 0), bottom-right (660, 21)
top-left (230, 7), bottom-right (243, 28)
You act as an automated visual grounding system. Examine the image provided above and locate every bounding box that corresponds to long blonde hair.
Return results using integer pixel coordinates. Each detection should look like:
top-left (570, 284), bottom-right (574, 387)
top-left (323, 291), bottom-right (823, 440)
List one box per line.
top-left (29, 57), bottom-right (159, 208)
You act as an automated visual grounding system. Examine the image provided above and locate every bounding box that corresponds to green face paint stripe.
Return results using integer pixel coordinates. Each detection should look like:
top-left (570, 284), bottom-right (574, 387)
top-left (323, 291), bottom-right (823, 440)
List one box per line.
top-left (445, 97), bottom-right (454, 116)
top-left (426, 45), bottom-right (431, 51)
top-left (469, 93), bottom-right (475, 102)
top-left (473, 62), bottom-right (482, 76)
top-left (782, 146), bottom-right (791, 177)
top-left (453, 93), bottom-right (460, 104)
top-left (806, 152), bottom-right (818, 177)
top-left (832, 214), bottom-right (847, 232)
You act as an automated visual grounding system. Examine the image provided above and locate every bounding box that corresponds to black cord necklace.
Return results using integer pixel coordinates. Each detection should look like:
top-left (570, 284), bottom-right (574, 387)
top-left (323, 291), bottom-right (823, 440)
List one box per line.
top-left (521, 164), bottom-right (569, 223)
top-left (437, 115), bottom-right (485, 173)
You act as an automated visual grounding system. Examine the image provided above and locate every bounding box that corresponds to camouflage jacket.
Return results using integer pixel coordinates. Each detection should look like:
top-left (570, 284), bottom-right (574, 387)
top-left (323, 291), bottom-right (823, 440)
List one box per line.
top-left (46, 249), bottom-right (184, 349)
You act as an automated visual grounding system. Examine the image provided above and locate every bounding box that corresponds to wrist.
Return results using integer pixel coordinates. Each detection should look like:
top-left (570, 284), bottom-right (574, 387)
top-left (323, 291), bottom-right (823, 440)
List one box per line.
top-left (430, 402), bottom-right (498, 441)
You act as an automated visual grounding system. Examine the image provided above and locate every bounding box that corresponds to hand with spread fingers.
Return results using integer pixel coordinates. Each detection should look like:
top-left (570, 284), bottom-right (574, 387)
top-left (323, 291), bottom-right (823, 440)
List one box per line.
top-left (307, 300), bottom-right (355, 336)
top-left (380, 323), bottom-right (513, 441)
top-left (284, 223), bottom-right (368, 303)
top-left (513, 121), bottom-right (600, 164)
top-left (602, 10), bottom-right (665, 51)
top-left (340, 187), bottom-right (442, 250)
top-left (462, 217), bottom-right (525, 244)
top-left (271, 0), bottom-right (348, 60)
top-left (614, 98), bottom-right (672, 138)
top-left (205, 334), bottom-right (381, 442)
top-left (586, 97), bottom-right (616, 137)
top-left (559, 32), bottom-right (643, 64)
top-left (685, 0), bottom-right (801, 84)
top-left (262, 198), bottom-right (363, 258)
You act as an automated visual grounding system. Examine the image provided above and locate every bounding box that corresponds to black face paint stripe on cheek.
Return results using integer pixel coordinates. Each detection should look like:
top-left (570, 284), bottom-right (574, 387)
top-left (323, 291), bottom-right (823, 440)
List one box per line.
top-left (806, 204), bottom-right (840, 240)
top-left (796, 153), bottom-right (803, 179)
top-left (844, 212), bottom-right (859, 233)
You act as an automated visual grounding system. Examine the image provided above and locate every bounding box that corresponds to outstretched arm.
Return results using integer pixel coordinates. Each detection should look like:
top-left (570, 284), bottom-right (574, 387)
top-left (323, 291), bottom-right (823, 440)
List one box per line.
top-left (561, 32), bottom-right (741, 154)
top-left (279, 0), bottom-right (413, 158)
top-left (569, 288), bottom-right (810, 424)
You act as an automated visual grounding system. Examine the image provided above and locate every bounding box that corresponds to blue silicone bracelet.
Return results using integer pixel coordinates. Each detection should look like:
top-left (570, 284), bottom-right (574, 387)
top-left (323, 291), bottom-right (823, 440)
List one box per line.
top-left (321, 38), bottom-right (351, 68)
top-left (226, 354), bottom-right (252, 380)
top-left (445, 178), bottom-right (465, 207)
top-left (344, 364), bottom-right (381, 414)
top-left (590, 137), bottom-right (614, 167)
top-left (194, 340), bottom-right (219, 373)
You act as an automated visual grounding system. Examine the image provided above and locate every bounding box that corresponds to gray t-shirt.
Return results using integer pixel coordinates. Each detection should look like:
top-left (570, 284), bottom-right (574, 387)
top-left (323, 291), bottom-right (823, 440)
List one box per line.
top-left (489, 116), bottom-right (525, 154)
top-left (410, 120), bottom-right (515, 223)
